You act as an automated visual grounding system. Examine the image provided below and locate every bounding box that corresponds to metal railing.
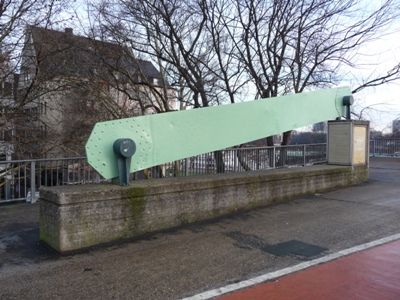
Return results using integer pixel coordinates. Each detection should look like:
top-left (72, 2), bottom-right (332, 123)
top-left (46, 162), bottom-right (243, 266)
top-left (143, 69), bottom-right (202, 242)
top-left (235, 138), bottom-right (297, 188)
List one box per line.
top-left (0, 143), bottom-right (327, 204)
top-left (136, 144), bottom-right (327, 177)
top-left (370, 139), bottom-right (400, 157)
top-left (0, 157), bottom-right (106, 204)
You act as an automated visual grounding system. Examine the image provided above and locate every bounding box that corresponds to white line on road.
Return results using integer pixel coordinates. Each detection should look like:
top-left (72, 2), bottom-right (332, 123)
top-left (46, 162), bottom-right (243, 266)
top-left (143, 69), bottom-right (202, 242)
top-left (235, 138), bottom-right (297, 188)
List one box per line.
top-left (182, 233), bottom-right (400, 300)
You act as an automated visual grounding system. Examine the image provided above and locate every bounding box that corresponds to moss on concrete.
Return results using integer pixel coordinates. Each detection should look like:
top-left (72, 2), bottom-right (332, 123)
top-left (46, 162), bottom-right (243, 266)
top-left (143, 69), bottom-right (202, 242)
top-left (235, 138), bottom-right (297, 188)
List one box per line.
top-left (125, 187), bottom-right (147, 236)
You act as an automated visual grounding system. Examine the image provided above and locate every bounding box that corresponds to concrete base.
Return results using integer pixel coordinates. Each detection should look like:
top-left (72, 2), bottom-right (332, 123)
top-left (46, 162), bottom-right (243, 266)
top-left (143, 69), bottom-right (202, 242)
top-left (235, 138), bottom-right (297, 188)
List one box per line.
top-left (40, 164), bottom-right (368, 253)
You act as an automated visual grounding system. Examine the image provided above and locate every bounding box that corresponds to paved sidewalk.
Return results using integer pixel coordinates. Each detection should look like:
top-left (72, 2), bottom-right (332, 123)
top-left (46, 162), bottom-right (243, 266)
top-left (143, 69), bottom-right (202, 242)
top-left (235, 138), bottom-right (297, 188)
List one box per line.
top-left (1, 157), bottom-right (400, 300)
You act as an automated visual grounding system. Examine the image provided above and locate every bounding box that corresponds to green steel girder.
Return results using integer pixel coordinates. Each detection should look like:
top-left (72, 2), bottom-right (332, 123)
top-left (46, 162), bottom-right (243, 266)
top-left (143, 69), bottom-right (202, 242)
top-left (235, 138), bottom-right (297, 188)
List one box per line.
top-left (85, 86), bottom-right (352, 179)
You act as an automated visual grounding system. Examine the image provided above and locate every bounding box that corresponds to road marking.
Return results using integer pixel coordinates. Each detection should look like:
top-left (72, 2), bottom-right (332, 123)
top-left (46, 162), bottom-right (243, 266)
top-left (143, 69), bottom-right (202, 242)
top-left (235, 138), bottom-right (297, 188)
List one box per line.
top-left (182, 233), bottom-right (400, 300)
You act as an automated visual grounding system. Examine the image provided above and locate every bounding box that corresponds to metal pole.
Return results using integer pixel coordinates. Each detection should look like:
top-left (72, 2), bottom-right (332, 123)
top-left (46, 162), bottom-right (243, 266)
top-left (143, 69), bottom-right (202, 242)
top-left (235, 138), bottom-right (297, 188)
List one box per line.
top-left (273, 147), bottom-right (276, 169)
top-left (233, 149), bottom-right (236, 172)
top-left (30, 161), bottom-right (37, 203)
top-left (185, 158), bottom-right (189, 176)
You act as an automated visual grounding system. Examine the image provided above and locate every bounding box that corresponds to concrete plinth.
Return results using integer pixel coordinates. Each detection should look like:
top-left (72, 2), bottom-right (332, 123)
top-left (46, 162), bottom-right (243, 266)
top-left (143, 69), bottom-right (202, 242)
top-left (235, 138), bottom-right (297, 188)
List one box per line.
top-left (40, 164), bottom-right (368, 253)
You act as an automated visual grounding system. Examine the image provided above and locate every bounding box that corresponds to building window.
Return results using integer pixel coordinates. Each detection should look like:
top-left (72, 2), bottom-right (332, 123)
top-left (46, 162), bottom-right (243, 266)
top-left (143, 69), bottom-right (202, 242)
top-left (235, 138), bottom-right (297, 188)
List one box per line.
top-left (41, 102), bottom-right (47, 114)
top-left (24, 72), bottom-right (31, 83)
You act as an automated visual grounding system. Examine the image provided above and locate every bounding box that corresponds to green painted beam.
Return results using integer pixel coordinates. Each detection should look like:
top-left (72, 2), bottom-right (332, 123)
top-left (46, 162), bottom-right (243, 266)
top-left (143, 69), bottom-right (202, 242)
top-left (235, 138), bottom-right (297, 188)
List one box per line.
top-left (86, 86), bottom-right (351, 179)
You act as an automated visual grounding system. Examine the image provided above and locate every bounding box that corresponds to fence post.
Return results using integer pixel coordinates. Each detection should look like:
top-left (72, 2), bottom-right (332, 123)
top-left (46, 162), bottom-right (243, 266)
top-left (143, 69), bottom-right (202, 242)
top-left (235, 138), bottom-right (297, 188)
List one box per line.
top-left (30, 161), bottom-right (37, 203)
top-left (185, 158), bottom-right (189, 176)
top-left (272, 146), bottom-right (276, 169)
top-left (303, 145), bottom-right (306, 166)
top-left (234, 149), bottom-right (237, 172)
top-left (371, 140), bottom-right (375, 157)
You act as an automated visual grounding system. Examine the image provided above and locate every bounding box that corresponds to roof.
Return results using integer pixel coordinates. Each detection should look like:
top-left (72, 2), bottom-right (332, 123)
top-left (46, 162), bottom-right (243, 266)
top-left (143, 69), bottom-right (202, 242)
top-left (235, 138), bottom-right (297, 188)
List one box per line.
top-left (25, 26), bottom-right (164, 84)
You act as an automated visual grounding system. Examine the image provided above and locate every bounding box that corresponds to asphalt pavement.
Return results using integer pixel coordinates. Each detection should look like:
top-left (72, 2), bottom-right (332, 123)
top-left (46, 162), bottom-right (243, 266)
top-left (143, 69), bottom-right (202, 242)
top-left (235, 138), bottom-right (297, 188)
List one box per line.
top-left (0, 156), bottom-right (399, 300)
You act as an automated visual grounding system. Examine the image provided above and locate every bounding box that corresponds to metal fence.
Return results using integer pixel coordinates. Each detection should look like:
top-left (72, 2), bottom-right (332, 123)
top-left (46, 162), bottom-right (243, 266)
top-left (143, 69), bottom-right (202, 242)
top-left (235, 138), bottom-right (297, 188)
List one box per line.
top-left (0, 143), bottom-right (327, 204)
top-left (370, 139), bottom-right (400, 157)
top-left (5, 139), bottom-right (399, 204)
top-left (158, 143), bottom-right (327, 176)
top-left (0, 157), bottom-right (106, 204)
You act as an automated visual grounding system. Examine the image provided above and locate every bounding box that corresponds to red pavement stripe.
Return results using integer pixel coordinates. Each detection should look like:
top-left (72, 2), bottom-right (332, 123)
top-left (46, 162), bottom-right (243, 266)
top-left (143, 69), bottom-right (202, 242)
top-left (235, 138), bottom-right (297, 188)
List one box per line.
top-left (218, 239), bottom-right (400, 300)
top-left (182, 233), bottom-right (400, 300)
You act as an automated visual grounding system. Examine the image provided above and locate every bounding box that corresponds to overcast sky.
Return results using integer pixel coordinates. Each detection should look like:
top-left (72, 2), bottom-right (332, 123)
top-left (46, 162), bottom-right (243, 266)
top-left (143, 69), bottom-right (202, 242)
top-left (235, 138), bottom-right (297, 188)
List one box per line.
top-left (350, 26), bottom-right (400, 133)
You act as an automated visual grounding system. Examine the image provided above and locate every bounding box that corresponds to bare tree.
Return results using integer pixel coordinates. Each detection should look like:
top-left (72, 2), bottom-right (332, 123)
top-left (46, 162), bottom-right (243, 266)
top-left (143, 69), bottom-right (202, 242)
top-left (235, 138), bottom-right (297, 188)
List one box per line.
top-left (87, 0), bottom-right (400, 172)
top-left (94, 0), bottom-right (249, 109)
top-left (94, 0), bottom-right (245, 172)
top-left (94, 0), bottom-right (400, 122)
top-left (0, 1), bottom-right (75, 158)
top-left (227, 0), bottom-right (400, 145)
top-left (14, 21), bottom-right (176, 158)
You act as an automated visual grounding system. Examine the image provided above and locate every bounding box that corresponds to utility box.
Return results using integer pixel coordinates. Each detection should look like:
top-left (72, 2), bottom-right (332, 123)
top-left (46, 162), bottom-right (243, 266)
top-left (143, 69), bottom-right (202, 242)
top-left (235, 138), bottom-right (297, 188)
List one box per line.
top-left (327, 120), bottom-right (370, 165)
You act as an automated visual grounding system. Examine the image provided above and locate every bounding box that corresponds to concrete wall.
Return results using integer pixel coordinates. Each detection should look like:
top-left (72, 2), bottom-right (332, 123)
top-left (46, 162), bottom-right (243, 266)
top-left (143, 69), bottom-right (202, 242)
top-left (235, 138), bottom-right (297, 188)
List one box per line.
top-left (39, 164), bottom-right (368, 253)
